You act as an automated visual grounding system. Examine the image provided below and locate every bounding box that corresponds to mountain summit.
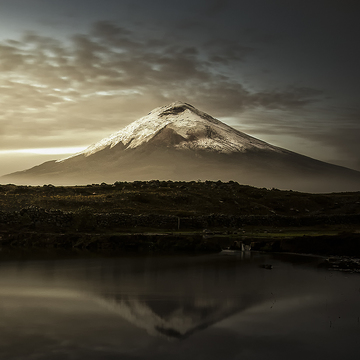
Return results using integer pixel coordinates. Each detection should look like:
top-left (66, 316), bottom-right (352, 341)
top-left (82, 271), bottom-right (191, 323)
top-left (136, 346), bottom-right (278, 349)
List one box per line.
top-left (61, 101), bottom-right (279, 159)
top-left (2, 102), bottom-right (360, 192)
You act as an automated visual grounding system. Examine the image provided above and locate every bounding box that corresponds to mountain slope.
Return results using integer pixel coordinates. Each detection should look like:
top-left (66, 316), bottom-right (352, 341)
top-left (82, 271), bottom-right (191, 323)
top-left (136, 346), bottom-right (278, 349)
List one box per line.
top-left (2, 102), bottom-right (360, 192)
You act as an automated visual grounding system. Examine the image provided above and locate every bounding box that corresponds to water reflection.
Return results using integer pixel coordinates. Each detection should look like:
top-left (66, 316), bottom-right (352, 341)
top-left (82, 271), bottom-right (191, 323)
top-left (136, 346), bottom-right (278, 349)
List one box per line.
top-left (96, 294), bottom-right (257, 340)
top-left (0, 253), bottom-right (359, 359)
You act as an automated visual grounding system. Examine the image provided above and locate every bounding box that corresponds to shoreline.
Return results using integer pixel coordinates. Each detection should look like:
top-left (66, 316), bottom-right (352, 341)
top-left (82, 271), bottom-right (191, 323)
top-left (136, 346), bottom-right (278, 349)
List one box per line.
top-left (1, 229), bottom-right (360, 255)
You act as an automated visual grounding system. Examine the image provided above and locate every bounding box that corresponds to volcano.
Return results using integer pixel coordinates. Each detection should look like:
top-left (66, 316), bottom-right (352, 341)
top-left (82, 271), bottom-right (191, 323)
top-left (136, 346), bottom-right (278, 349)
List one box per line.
top-left (2, 101), bottom-right (360, 192)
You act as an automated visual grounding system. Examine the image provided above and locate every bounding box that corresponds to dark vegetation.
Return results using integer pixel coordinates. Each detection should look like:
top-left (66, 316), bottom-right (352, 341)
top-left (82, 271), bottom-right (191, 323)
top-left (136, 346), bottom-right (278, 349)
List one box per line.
top-left (1, 180), bottom-right (360, 216)
top-left (0, 180), bottom-right (359, 255)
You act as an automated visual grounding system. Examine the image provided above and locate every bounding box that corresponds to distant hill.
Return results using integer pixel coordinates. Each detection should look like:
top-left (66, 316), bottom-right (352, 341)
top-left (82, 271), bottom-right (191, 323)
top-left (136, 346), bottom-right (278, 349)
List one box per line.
top-left (2, 101), bottom-right (360, 192)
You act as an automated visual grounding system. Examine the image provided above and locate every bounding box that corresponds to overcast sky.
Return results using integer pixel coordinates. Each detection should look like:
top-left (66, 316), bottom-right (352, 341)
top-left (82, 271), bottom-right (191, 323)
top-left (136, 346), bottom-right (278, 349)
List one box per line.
top-left (0, 0), bottom-right (359, 176)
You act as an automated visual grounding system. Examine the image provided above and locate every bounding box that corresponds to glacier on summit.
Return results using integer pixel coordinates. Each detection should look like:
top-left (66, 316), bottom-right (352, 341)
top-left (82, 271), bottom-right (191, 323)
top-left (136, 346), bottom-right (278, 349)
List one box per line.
top-left (59, 101), bottom-right (282, 162)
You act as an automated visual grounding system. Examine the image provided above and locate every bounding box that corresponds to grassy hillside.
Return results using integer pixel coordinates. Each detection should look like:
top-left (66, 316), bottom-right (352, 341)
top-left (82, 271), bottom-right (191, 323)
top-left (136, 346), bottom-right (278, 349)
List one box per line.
top-left (1, 180), bottom-right (359, 217)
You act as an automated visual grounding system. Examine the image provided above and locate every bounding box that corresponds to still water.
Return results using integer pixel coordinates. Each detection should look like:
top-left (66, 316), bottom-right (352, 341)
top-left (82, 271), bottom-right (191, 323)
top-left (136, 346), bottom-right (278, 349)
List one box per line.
top-left (0, 251), bottom-right (359, 359)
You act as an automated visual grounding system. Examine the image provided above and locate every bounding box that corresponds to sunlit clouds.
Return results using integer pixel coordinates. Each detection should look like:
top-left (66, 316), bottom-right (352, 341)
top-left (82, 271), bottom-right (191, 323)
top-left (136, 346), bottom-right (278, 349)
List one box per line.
top-left (0, 22), bottom-right (327, 151)
top-left (0, 147), bottom-right (86, 155)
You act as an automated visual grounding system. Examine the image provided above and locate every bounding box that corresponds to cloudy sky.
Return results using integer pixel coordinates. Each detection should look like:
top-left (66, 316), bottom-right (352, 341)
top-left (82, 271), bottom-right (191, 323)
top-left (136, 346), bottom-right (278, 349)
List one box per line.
top-left (0, 0), bottom-right (359, 176)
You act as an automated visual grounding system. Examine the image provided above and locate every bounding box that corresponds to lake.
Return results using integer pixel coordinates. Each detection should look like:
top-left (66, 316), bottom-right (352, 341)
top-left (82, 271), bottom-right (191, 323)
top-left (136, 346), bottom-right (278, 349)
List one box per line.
top-left (0, 251), bottom-right (359, 359)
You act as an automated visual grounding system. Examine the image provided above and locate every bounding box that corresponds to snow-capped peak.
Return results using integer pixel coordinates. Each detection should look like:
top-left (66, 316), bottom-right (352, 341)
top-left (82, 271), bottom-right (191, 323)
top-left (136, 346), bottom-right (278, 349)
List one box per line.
top-left (58, 101), bottom-right (281, 162)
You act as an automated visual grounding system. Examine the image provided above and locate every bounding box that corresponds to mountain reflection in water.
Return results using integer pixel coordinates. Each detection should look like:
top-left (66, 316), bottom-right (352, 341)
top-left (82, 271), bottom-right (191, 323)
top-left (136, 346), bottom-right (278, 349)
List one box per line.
top-left (97, 294), bottom-right (254, 340)
top-left (0, 252), bottom-right (359, 359)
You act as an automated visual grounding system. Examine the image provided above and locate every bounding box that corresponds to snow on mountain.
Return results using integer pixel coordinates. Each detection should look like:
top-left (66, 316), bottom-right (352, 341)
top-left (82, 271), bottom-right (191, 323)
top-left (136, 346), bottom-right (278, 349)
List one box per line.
top-left (58, 101), bottom-right (281, 162)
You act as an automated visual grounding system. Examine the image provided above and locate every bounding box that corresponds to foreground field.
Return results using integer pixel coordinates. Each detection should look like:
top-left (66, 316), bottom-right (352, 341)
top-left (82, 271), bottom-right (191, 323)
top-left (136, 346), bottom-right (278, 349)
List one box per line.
top-left (0, 181), bottom-right (359, 256)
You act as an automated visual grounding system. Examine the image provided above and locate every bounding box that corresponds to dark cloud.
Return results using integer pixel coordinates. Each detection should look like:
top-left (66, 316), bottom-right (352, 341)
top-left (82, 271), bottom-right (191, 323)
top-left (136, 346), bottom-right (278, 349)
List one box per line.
top-left (205, 39), bottom-right (255, 63)
top-left (304, 124), bottom-right (360, 171)
top-left (91, 21), bottom-right (137, 49)
top-left (204, 0), bottom-right (234, 16)
top-left (249, 87), bottom-right (324, 109)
